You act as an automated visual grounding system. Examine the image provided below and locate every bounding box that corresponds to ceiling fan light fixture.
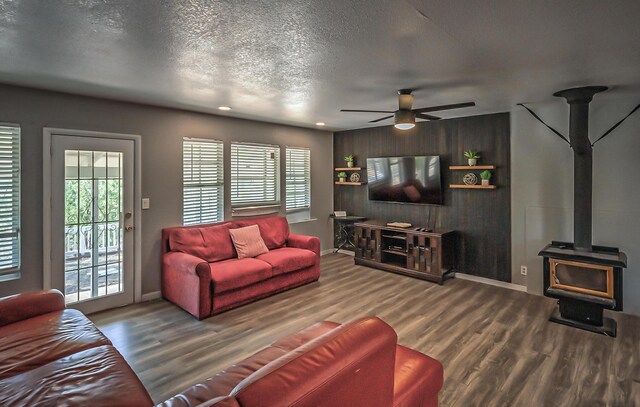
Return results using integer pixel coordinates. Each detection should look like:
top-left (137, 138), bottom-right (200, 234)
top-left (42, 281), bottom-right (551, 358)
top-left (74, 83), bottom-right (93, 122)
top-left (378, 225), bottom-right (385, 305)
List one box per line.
top-left (394, 123), bottom-right (415, 130)
top-left (394, 110), bottom-right (415, 130)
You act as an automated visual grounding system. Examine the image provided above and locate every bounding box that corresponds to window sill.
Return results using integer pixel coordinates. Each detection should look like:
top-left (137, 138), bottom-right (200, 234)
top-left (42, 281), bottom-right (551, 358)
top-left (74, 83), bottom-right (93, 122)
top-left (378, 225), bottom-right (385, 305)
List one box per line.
top-left (231, 204), bottom-right (281, 218)
top-left (288, 217), bottom-right (318, 225)
top-left (0, 271), bottom-right (20, 283)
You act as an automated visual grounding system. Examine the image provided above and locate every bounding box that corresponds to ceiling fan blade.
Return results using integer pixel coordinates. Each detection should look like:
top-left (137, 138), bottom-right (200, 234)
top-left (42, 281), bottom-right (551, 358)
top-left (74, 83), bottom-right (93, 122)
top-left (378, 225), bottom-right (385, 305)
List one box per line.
top-left (369, 115), bottom-right (394, 123)
top-left (413, 102), bottom-right (476, 113)
top-left (416, 113), bottom-right (441, 121)
top-left (341, 109), bottom-right (395, 113)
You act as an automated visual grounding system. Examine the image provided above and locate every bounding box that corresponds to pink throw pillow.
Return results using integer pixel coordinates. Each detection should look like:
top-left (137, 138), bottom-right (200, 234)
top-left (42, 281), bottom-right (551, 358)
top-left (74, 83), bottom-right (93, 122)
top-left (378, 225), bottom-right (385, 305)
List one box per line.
top-left (229, 224), bottom-right (269, 259)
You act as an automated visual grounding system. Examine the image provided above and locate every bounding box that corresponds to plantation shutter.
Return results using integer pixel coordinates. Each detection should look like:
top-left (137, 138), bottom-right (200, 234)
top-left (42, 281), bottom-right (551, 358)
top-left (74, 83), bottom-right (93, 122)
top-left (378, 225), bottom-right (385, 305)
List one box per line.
top-left (0, 124), bottom-right (20, 279)
top-left (231, 142), bottom-right (280, 206)
top-left (285, 147), bottom-right (310, 211)
top-left (183, 138), bottom-right (224, 225)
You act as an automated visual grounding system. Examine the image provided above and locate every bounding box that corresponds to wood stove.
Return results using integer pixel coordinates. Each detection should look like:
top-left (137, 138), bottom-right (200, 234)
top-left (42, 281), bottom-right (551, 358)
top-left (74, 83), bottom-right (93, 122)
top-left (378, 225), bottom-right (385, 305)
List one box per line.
top-left (540, 241), bottom-right (626, 336)
top-left (534, 86), bottom-right (629, 337)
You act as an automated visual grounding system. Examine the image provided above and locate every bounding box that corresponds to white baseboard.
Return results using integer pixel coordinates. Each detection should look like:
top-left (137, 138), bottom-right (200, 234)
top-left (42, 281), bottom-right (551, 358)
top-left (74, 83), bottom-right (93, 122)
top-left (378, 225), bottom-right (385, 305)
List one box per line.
top-left (454, 272), bottom-right (527, 292)
top-left (321, 249), bottom-right (355, 256)
top-left (140, 291), bottom-right (162, 302)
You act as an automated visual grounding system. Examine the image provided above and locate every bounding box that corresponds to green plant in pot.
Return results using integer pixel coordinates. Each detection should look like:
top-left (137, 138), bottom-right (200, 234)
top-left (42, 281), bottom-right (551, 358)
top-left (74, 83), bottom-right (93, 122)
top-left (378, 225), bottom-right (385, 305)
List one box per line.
top-left (344, 155), bottom-right (355, 168)
top-left (464, 150), bottom-right (480, 166)
top-left (337, 171), bottom-right (348, 182)
top-left (480, 170), bottom-right (492, 186)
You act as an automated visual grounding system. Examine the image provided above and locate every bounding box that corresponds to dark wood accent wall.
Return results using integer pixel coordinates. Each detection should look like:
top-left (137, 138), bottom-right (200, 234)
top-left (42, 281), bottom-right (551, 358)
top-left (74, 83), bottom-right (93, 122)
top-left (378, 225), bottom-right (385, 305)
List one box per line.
top-left (334, 112), bottom-right (511, 282)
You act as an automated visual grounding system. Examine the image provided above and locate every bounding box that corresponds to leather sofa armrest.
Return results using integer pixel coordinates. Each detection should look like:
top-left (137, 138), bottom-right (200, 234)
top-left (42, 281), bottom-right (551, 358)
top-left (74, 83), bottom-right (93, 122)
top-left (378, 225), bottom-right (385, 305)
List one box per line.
top-left (231, 316), bottom-right (397, 407)
top-left (287, 234), bottom-right (320, 257)
top-left (0, 289), bottom-right (65, 327)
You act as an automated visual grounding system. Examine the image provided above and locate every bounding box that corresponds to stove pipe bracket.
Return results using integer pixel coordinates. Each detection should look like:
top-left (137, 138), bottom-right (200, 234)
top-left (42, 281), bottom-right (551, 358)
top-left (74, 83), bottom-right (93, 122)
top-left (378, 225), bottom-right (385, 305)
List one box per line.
top-left (518, 86), bottom-right (640, 252)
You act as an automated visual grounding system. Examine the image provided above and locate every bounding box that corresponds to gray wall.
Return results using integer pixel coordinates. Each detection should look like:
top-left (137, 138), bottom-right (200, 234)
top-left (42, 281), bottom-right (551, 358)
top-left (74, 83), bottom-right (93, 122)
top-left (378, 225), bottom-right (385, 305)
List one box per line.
top-left (511, 92), bottom-right (640, 315)
top-left (0, 84), bottom-right (333, 298)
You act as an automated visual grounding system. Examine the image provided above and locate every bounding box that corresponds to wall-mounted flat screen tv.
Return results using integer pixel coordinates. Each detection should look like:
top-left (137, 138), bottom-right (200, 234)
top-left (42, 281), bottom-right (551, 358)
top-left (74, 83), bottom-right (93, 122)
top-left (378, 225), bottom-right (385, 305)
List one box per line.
top-left (366, 156), bottom-right (443, 205)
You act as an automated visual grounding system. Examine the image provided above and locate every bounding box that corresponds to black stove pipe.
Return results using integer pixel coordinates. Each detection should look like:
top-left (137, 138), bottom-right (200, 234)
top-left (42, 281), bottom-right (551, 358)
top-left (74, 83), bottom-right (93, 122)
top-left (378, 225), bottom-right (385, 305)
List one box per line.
top-left (553, 86), bottom-right (607, 252)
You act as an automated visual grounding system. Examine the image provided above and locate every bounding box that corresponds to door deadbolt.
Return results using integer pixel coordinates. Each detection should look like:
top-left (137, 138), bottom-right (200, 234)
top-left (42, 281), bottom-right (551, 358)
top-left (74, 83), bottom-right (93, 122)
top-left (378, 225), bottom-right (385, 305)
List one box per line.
top-left (125, 225), bottom-right (134, 231)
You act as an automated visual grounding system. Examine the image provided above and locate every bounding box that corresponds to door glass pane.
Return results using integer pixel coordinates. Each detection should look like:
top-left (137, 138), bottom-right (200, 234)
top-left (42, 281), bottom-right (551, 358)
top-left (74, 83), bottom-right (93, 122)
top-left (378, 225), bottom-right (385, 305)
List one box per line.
top-left (64, 149), bottom-right (124, 304)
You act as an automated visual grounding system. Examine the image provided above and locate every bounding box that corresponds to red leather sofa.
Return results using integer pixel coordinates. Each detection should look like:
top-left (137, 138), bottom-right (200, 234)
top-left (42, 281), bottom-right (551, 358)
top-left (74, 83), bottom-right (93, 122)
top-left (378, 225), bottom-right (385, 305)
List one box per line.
top-left (0, 291), bottom-right (444, 407)
top-left (162, 216), bottom-right (320, 319)
top-left (0, 290), bottom-right (153, 407)
top-left (159, 316), bottom-right (444, 407)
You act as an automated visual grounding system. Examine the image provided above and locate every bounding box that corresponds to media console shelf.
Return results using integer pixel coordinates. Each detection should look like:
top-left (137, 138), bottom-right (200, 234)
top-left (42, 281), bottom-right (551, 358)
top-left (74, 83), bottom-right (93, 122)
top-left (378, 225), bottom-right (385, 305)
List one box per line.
top-left (354, 220), bottom-right (456, 284)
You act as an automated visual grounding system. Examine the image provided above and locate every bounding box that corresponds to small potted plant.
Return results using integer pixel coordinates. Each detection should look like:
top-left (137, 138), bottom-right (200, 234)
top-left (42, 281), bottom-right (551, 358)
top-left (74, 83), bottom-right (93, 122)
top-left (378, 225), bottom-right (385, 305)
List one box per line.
top-left (480, 170), bottom-right (492, 186)
top-left (337, 171), bottom-right (348, 182)
top-left (344, 155), bottom-right (355, 168)
top-left (464, 150), bottom-right (480, 166)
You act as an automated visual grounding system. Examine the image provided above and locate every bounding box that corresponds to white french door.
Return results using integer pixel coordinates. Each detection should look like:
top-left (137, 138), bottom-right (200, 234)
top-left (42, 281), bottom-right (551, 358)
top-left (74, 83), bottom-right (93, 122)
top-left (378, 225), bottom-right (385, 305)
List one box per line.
top-left (49, 134), bottom-right (135, 314)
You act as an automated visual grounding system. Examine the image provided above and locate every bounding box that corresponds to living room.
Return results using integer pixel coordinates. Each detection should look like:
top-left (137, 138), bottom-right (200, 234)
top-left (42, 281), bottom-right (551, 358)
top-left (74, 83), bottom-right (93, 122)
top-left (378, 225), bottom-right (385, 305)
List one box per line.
top-left (0, 1), bottom-right (639, 406)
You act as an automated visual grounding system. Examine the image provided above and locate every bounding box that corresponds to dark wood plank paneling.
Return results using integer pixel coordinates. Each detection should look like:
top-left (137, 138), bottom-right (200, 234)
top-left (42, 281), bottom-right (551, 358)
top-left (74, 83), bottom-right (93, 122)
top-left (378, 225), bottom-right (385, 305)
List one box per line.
top-left (334, 113), bottom-right (511, 282)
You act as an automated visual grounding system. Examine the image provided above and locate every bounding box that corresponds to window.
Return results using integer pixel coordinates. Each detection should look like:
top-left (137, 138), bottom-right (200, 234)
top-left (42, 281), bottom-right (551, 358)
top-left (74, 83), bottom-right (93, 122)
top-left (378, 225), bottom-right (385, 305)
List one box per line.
top-left (285, 147), bottom-right (311, 211)
top-left (0, 124), bottom-right (20, 281)
top-left (231, 142), bottom-right (280, 207)
top-left (183, 138), bottom-right (224, 225)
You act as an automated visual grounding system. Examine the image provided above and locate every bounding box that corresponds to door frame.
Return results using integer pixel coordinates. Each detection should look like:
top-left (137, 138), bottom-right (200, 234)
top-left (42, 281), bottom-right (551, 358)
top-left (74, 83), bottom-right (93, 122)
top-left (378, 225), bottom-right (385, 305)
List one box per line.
top-left (43, 128), bottom-right (143, 305)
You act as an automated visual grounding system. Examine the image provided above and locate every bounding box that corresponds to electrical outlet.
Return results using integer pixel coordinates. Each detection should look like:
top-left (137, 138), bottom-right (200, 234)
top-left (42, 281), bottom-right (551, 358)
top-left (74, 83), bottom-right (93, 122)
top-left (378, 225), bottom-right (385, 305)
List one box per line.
top-left (520, 265), bottom-right (528, 276)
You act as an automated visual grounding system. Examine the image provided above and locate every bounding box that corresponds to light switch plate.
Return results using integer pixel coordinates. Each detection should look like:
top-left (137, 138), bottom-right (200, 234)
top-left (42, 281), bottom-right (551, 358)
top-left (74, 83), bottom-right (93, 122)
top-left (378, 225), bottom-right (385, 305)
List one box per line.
top-left (142, 198), bottom-right (150, 210)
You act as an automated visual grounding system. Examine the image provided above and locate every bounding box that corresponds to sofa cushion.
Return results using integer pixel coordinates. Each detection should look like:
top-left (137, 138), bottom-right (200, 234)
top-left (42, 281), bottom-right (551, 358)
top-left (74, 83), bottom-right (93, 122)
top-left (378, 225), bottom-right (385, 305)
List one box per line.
top-left (393, 345), bottom-right (444, 407)
top-left (169, 223), bottom-right (237, 262)
top-left (210, 258), bottom-right (272, 293)
top-left (0, 309), bottom-right (111, 380)
top-left (0, 345), bottom-right (153, 407)
top-left (229, 225), bottom-right (269, 259)
top-left (235, 216), bottom-right (289, 250)
top-left (256, 247), bottom-right (317, 276)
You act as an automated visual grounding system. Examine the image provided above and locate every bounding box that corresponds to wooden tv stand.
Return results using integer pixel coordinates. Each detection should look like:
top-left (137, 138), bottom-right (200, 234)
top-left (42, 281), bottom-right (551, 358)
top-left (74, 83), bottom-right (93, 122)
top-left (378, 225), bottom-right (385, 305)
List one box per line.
top-left (353, 220), bottom-right (456, 284)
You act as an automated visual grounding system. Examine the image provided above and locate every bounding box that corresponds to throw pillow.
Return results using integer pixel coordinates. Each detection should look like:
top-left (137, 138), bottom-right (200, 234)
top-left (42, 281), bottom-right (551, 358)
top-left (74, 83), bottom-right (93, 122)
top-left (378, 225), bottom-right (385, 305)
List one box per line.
top-left (229, 224), bottom-right (269, 259)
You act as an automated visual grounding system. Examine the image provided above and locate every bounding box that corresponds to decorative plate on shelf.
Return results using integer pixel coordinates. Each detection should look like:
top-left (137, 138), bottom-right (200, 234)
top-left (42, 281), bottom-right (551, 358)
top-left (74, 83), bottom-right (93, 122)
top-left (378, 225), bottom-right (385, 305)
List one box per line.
top-left (463, 173), bottom-right (478, 185)
top-left (349, 172), bottom-right (361, 182)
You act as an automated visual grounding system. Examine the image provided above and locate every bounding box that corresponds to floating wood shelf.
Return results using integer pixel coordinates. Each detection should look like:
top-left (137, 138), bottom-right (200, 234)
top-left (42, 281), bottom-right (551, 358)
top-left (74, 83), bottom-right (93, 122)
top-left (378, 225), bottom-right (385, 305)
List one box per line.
top-left (449, 165), bottom-right (497, 170)
top-left (335, 181), bottom-right (367, 186)
top-left (335, 167), bottom-right (366, 171)
top-left (449, 184), bottom-right (497, 189)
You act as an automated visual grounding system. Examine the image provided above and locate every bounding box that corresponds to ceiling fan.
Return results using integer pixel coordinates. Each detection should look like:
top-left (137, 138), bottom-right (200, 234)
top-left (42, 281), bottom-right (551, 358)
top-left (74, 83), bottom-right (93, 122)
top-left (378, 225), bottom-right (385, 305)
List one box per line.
top-left (341, 89), bottom-right (476, 130)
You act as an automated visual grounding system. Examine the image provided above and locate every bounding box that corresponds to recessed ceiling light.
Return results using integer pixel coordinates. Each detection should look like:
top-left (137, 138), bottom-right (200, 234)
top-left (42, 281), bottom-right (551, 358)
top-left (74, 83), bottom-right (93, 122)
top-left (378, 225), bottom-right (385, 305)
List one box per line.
top-left (218, 106), bottom-right (231, 111)
top-left (316, 122), bottom-right (325, 126)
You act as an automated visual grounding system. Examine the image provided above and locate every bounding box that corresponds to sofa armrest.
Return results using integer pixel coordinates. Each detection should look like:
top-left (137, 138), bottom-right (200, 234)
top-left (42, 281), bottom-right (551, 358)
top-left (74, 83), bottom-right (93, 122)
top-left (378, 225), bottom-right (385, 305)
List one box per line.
top-left (231, 316), bottom-right (397, 407)
top-left (163, 251), bottom-right (211, 279)
top-left (0, 289), bottom-right (65, 328)
top-left (287, 234), bottom-right (320, 257)
top-left (162, 252), bottom-right (212, 319)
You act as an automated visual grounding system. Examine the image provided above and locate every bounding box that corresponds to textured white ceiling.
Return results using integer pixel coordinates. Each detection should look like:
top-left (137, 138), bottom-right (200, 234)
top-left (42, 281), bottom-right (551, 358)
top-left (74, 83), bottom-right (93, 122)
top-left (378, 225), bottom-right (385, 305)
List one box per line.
top-left (1, 0), bottom-right (639, 130)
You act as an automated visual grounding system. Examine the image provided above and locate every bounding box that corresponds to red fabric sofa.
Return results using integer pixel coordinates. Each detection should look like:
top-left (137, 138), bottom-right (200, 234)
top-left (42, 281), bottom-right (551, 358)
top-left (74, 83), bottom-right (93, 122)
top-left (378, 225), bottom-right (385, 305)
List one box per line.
top-left (159, 316), bottom-right (444, 407)
top-left (0, 290), bottom-right (153, 407)
top-left (162, 216), bottom-right (320, 319)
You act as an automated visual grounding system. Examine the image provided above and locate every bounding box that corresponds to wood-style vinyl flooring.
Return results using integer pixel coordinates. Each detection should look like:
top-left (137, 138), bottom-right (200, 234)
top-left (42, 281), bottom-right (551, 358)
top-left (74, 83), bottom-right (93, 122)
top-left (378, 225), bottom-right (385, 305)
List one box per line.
top-left (91, 254), bottom-right (640, 406)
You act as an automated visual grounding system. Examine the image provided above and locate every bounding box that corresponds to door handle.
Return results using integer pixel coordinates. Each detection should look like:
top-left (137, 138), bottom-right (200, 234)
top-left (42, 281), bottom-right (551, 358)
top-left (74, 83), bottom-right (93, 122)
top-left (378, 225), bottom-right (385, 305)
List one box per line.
top-left (125, 225), bottom-right (134, 232)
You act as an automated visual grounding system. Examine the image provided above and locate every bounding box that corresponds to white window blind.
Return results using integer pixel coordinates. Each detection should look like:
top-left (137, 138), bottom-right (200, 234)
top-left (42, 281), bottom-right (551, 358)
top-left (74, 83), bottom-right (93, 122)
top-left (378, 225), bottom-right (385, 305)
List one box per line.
top-left (285, 147), bottom-right (311, 211)
top-left (0, 124), bottom-right (20, 279)
top-left (183, 138), bottom-right (224, 225)
top-left (231, 142), bottom-right (280, 207)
